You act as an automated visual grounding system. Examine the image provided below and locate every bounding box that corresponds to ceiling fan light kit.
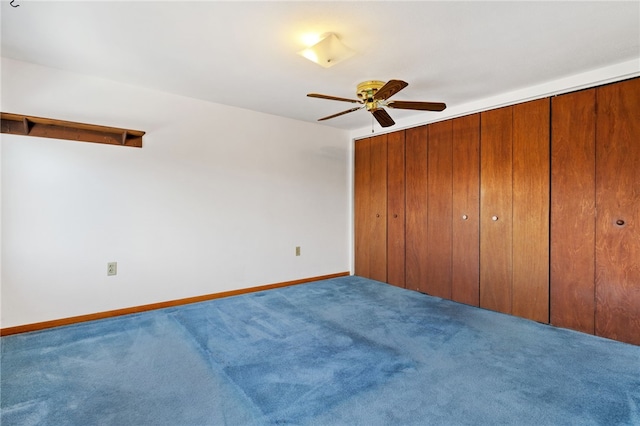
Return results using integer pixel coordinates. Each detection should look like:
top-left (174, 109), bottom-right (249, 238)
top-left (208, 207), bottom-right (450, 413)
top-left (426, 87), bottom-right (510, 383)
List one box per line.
top-left (308, 79), bottom-right (447, 128)
top-left (298, 33), bottom-right (355, 68)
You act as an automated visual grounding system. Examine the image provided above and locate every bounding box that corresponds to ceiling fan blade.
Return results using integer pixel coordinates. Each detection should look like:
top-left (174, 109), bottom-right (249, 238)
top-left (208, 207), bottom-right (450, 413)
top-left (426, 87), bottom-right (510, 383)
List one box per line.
top-left (307, 93), bottom-right (362, 104)
top-left (387, 100), bottom-right (447, 111)
top-left (318, 107), bottom-right (362, 121)
top-left (373, 79), bottom-right (408, 101)
top-left (372, 108), bottom-right (395, 127)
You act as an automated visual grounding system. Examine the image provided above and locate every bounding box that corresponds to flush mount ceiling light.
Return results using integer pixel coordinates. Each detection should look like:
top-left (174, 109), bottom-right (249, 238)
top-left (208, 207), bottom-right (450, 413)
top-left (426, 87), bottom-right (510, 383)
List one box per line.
top-left (298, 33), bottom-right (355, 68)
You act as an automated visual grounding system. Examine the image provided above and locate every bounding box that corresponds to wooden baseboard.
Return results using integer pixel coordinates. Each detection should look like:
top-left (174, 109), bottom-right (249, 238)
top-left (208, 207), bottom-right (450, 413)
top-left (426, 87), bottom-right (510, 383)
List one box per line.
top-left (0, 272), bottom-right (350, 336)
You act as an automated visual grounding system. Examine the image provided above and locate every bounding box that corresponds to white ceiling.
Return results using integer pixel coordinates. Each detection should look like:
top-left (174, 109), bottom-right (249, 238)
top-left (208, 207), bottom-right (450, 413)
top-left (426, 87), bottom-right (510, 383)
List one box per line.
top-left (2, 1), bottom-right (639, 132)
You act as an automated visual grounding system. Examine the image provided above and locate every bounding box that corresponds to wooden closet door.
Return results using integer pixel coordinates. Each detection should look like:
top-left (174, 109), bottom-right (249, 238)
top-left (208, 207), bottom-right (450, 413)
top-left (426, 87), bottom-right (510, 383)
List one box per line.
top-left (369, 134), bottom-right (388, 282)
top-left (387, 130), bottom-right (406, 287)
top-left (426, 120), bottom-right (453, 299)
top-left (405, 125), bottom-right (429, 292)
top-left (480, 107), bottom-right (513, 314)
top-left (512, 99), bottom-right (550, 323)
top-left (354, 137), bottom-right (371, 277)
top-left (595, 78), bottom-right (640, 345)
top-left (550, 89), bottom-right (596, 334)
top-left (354, 135), bottom-right (387, 282)
top-left (452, 114), bottom-right (480, 306)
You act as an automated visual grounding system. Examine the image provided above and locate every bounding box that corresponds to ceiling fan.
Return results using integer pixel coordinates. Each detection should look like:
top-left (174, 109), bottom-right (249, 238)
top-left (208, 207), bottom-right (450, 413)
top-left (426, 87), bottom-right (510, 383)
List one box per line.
top-left (307, 79), bottom-right (446, 128)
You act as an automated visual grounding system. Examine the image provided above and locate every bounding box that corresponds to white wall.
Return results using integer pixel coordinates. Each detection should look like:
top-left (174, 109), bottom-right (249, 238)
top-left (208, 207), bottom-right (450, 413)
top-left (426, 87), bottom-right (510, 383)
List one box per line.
top-left (350, 58), bottom-right (640, 140)
top-left (1, 58), bottom-right (352, 328)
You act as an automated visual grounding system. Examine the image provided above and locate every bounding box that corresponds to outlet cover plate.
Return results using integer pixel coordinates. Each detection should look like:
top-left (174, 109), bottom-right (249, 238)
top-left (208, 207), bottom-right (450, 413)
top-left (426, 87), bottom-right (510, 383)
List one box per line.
top-left (107, 262), bottom-right (117, 276)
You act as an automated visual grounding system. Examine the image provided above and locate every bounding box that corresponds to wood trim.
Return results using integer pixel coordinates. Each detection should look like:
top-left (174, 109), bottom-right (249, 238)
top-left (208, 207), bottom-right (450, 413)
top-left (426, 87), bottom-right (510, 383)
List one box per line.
top-left (1, 112), bottom-right (145, 148)
top-left (0, 272), bottom-right (350, 336)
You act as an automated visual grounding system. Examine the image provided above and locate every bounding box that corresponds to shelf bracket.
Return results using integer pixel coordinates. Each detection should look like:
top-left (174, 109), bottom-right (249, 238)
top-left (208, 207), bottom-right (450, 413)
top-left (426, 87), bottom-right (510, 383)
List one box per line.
top-left (22, 117), bottom-right (33, 135)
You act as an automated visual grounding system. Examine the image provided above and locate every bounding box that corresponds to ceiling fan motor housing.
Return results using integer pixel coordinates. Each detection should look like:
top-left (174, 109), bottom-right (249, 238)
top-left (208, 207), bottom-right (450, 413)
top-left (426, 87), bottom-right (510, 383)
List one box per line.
top-left (356, 80), bottom-right (385, 102)
top-left (357, 80), bottom-right (385, 110)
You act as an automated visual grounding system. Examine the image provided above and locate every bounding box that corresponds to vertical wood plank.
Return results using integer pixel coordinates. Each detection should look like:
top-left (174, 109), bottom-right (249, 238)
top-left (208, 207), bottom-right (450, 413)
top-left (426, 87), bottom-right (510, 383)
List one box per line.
top-left (387, 130), bottom-right (406, 287)
top-left (595, 78), bottom-right (640, 345)
top-left (480, 107), bottom-right (513, 314)
top-left (426, 120), bottom-right (453, 299)
top-left (512, 98), bottom-right (550, 323)
top-left (550, 89), bottom-right (596, 334)
top-left (405, 125), bottom-right (429, 292)
top-left (369, 134), bottom-right (388, 282)
top-left (354, 137), bottom-right (371, 278)
top-left (452, 114), bottom-right (480, 306)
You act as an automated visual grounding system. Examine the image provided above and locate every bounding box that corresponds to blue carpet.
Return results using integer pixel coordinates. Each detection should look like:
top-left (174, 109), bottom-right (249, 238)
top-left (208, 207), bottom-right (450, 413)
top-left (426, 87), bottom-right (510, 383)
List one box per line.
top-left (2, 276), bottom-right (639, 425)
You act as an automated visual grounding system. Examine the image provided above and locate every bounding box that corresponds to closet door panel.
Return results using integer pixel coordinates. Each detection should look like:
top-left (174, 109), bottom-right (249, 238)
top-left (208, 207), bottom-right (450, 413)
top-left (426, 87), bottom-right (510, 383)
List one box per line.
top-left (512, 99), bottom-right (550, 323)
top-left (387, 130), bottom-right (406, 287)
top-left (595, 78), bottom-right (640, 345)
top-left (480, 107), bottom-right (513, 314)
top-left (452, 114), bottom-right (480, 306)
top-left (550, 89), bottom-right (596, 334)
top-left (405, 126), bottom-right (429, 292)
top-left (426, 120), bottom-right (453, 299)
top-left (354, 137), bottom-right (372, 278)
top-left (369, 134), bottom-right (388, 282)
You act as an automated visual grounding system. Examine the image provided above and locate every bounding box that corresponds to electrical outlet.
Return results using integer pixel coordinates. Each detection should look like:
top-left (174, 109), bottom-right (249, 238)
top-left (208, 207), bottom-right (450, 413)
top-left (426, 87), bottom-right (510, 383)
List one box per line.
top-left (295, 246), bottom-right (301, 256)
top-left (107, 262), bottom-right (117, 276)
